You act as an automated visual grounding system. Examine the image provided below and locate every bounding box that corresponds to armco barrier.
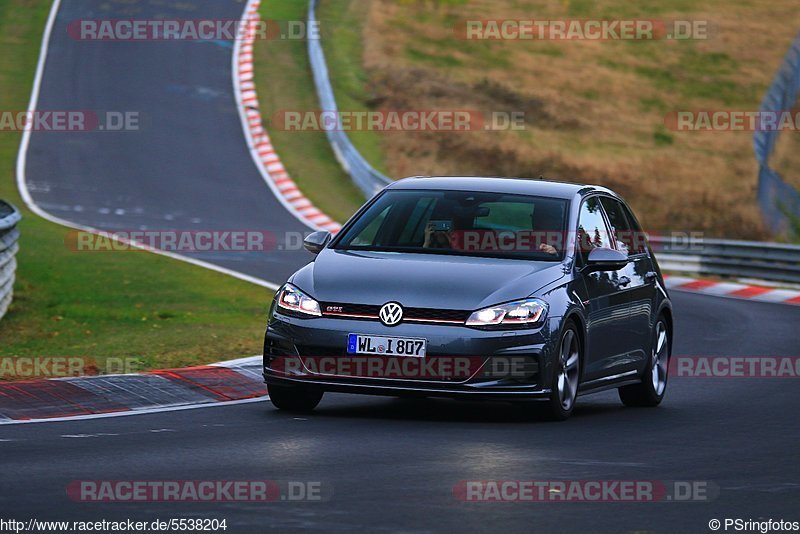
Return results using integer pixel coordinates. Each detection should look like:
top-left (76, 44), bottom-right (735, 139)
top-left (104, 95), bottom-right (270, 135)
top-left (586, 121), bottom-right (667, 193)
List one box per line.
top-left (753, 32), bottom-right (800, 235)
top-left (307, 0), bottom-right (393, 198)
top-left (650, 235), bottom-right (800, 285)
top-left (0, 200), bottom-right (21, 321)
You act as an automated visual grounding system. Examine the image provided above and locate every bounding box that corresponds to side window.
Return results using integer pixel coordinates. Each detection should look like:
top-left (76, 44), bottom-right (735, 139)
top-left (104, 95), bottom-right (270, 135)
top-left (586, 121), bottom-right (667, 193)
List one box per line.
top-left (598, 197), bottom-right (646, 256)
top-left (576, 197), bottom-right (612, 261)
top-left (620, 203), bottom-right (648, 255)
top-left (598, 197), bottom-right (632, 256)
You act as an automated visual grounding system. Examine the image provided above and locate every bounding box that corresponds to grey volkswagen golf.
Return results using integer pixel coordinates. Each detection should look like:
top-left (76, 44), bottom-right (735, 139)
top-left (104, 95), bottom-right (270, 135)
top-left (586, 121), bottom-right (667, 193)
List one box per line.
top-left (263, 177), bottom-right (672, 420)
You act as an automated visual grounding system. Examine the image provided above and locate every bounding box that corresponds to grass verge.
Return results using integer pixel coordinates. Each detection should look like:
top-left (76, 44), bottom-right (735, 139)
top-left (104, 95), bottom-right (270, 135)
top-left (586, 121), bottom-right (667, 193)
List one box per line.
top-left (0, 0), bottom-right (271, 375)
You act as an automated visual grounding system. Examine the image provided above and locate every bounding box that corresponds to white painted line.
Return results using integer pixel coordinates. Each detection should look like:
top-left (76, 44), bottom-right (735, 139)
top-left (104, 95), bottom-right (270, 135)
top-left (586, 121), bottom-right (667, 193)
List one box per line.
top-left (210, 355), bottom-right (262, 367)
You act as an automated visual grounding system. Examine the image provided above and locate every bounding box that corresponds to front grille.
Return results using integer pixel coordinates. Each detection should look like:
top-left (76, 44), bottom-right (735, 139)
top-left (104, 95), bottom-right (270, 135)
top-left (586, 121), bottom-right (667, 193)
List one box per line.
top-left (406, 307), bottom-right (470, 322)
top-left (320, 302), bottom-right (469, 325)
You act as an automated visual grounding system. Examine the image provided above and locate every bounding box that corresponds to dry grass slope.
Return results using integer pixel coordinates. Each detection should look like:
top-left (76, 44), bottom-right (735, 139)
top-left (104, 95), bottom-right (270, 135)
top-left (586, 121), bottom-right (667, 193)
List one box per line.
top-left (347, 0), bottom-right (800, 238)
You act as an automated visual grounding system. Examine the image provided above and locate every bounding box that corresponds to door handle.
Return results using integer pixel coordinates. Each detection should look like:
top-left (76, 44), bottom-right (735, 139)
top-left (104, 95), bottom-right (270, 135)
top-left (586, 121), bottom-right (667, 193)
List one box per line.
top-left (645, 271), bottom-right (657, 283)
top-left (618, 276), bottom-right (631, 287)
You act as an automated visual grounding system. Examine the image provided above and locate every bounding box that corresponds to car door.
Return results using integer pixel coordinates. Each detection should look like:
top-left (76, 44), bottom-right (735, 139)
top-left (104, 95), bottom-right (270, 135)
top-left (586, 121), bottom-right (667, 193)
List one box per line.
top-left (598, 196), bottom-right (657, 369)
top-left (574, 196), bottom-right (633, 382)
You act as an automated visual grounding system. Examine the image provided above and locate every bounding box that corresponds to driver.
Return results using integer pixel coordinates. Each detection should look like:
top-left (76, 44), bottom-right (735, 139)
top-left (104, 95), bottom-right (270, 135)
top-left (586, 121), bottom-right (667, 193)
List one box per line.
top-left (423, 222), bottom-right (453, 249)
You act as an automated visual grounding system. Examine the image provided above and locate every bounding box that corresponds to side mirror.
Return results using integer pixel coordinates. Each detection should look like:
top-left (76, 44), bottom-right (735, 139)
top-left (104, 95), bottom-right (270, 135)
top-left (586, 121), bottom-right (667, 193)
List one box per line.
top-left (303, 231), bottom-right (331, 255)
top-left (582, 247), bottom-right (628, 272)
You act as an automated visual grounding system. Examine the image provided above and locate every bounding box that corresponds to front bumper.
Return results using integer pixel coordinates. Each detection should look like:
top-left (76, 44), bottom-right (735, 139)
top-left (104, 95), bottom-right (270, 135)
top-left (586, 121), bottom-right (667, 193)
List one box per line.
top-left (263, 310), bottom-right (561, 401)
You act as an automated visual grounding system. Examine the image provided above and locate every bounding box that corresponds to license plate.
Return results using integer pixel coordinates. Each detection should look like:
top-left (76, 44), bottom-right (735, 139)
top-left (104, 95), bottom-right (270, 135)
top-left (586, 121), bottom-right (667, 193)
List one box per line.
top-left (347, 334), bottom-right (427, 358)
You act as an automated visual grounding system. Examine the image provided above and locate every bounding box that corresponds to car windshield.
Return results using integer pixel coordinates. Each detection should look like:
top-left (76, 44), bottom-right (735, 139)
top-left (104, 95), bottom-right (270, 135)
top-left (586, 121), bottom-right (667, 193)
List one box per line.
top-left (334, 189), bottom-right (569, 261)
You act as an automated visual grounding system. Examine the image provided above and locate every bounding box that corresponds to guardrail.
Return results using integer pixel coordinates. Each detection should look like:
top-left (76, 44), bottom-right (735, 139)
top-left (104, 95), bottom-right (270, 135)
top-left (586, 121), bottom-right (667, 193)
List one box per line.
top-left (650, 236), bottom-right (800, 285)
top-left (0, 200), bottom-right (21, 321)
top-left (307, 0), bottom-right (393, 198)
top-left (753, 32), bottom-right (800, 236)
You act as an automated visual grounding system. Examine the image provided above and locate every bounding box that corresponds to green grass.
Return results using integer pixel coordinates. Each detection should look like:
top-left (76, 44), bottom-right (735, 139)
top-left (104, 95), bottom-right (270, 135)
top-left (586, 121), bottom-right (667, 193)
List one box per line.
top-left (254, 0), bottom-right (375, 223)
top-left (405, 46), bottom-right (463, 67)
top-left (0, 0), bottom-right (273, 373)
top-left (533, 46), bottom-right (565, 58)
top-left (631, 48), bottom-right (756, 106)
top-left (653, 126), bottom-right (674, 146)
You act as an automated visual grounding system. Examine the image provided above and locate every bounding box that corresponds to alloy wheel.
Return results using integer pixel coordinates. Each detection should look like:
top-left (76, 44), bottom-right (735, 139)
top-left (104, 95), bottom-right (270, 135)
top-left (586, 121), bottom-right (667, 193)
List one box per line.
top-left (557, 329), bottom-right (580, 410)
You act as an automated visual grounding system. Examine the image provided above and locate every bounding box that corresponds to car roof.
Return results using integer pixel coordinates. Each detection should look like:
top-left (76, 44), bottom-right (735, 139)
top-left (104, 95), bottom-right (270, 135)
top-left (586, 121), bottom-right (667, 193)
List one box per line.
top-left (386, 176), bottom-right (617, 200)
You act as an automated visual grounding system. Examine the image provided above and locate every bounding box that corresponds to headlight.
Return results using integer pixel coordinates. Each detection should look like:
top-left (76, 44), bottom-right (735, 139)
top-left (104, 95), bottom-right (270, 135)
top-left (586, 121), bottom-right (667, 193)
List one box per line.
top-left (466, 298), bottom-right (548, 328)
top-left (276, 283), bottom-right (321, 317)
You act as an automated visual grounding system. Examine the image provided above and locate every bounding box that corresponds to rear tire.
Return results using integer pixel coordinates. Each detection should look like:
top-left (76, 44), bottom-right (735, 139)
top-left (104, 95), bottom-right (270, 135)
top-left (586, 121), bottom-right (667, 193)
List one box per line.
top-left (268, 383), bottom-right (323, 412)
top-left (540, 320), bottom-right (581, 421)
top-left (619, 316), bottom-right (670, 407)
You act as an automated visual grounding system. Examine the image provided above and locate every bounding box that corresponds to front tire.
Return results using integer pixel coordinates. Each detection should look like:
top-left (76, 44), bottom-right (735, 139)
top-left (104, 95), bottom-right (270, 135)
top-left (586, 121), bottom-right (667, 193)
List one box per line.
top-left (268, 383), bottom-right (323, 412)
top-left (619, 316), bottom-right (670, 407)
top-left (541, 320), bottom-right (581, 421)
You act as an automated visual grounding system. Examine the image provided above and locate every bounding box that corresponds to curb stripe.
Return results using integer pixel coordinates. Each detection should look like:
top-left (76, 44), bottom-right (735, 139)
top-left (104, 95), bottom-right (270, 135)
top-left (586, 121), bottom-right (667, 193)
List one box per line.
top-left (664, 274), bottom-right (800, 305)
top-left (234, 0), bottom-right (342, 234)
top-left (677, 279), bottom-right (717, 291)
top-left (0, 380), bottom-right (130, 421)
top-left (0, 358), bottom-right (265, 424)
top-left (153, 366), bottom-right (265, 401)
top-left (728, 286), bottom-right (772, 298)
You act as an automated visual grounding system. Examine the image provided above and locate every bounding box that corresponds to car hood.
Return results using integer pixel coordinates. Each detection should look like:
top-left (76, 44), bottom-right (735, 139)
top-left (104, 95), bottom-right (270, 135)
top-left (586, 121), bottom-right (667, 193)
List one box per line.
top-left (290, 249), bottom-right (566, 310)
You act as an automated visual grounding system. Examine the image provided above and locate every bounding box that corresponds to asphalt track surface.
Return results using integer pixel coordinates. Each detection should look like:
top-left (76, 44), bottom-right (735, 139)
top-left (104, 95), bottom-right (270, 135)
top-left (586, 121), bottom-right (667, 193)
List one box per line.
top-left (23, 0), bottom-right (310, 282)
top-left (10, 0), bottom-right (800, 533)
top-left (3, 292), bottom-right (800, 533)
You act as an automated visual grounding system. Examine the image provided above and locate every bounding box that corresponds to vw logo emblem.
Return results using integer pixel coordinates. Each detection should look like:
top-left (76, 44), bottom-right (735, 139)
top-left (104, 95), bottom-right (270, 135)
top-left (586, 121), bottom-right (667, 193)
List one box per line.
top-left (379, 302), bottom-right (404, 326)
